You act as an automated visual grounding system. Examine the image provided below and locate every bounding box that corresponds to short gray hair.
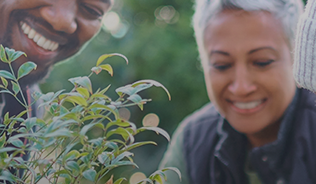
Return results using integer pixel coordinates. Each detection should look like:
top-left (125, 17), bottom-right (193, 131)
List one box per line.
top-left (193, 0), bottom-right (304, 66)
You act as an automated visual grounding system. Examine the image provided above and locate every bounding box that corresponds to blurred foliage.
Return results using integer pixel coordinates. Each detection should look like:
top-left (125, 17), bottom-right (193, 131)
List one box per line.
top-left (40, 0), bottom-right (208, 178)
top-left (40, 0), bottom-right (307, 181)
top-left (0, 47), bottom-right (180, 184)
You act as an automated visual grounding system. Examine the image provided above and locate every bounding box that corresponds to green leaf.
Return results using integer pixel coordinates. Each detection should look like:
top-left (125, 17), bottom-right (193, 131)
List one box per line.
top-left (153, 174), bottom-right (163, 184)
top-left (108, 160), bottom-right (138, 169)
top-left (113, 178), bottom-right (127, 184)
top-left (11, 81), bottom-right (20, 95)
top-left (161, 167), bottom-right (182, 181)
top-left (44, 128), bottom-right (72, 138)
top-left (116, 85), bottom-right (136, 96)
top-left (138, 127), bottom-right (170, 141)
top-left (132, 80), bottom-right (171, 100)
top-left (88, 137), bottom-right (104, 146)
top-left (91, 66), bottom-right (102, 75)
top-left (24, 117), bottom-right (37, 130)
top-left (0, 147), bottom-right (19, 153)
top-left (0, 170), bottom-right (17, 183)
top-left (17, 61), bottom-right (37, 79)
top-left (96, 53), bottom-right (128, 67)
top-left (99, 84), bottom-right (111, 94)
top-left (127, 94), bottom-right (142, 104)
top-left (1, 77), bottom-right (8, 88)
top-left (106, 127), bottom-right (134, 143)
top-left (65, 95), bottom-right (87, 106)
top-left (105, 120), bottom-right (131, 130)
top-left (0, 70), bottom-right (15, 80)
top-left (122, 141), bottom-right (157, 152)
top-left (80, 123), bottom-right (102, 136)
top-left (111, 152), bottom-right (133, 164)
top-left (65, 161), bottom-right (80, 174)
top-left (136, 179), bottom-right (153, 184)
top-left (100, 64), bottom-right (113, 76)
top-left (64, 150), bottom-right (80, 161)
top-left (68, 76), bottom-right (92, 94)
top-left (0, 134), bottom-right (6, 148)
top-left (76, 87), bottom-right (90, 98)
top-left (82, 169), bottom-right (96, 182)
top-left (0, 45), bottom-right (8, 63)
top-left (104, 142), bottom-right (119, 152)
top-left (9, 139), bottom-right (24, 148)
top-left (98, 152), bottom-right (111, 165)
top-left (5, 47), bottom-right (26, 62)
top-left (88, 103), bottom-right (118, 119)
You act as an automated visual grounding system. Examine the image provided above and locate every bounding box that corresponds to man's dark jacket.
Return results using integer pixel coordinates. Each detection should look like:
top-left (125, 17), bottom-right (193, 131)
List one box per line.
top-left (183, 88), bottom-right (316, 184)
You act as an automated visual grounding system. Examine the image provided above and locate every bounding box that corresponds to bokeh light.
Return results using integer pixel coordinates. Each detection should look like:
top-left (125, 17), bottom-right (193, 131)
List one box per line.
top-left (119, 107), bottom-right (131, 120)
top-left (142, 113), bottom-right (160, 127)
top-left (154, 5), bottom-right (179, 26)
top-left (102, 11), bottom-right (129, 38)
top-left (130, 172), bottom-right (147, 184)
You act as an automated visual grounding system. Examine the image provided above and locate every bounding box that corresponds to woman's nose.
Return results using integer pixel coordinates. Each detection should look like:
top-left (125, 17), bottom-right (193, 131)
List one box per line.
top-left (228, 69), bottom-right (257, 96)
top-left (40, 1), bottom-right (78, 34)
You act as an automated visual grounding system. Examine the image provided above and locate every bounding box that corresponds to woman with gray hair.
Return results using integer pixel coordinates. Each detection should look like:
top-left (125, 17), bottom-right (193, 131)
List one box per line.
top-left (160, 0), bottom-right (316, 183)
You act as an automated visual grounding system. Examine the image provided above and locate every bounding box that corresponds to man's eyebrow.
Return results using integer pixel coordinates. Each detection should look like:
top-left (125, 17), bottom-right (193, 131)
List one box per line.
top-left (248, 46), bottom-right (276, 54)
top-left (209, 50), bottom-right (230, 57)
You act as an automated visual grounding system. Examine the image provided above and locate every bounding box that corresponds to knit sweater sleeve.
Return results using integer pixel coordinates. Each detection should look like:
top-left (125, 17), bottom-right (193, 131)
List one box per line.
top-left (293, 0), bottom-right (316, 92)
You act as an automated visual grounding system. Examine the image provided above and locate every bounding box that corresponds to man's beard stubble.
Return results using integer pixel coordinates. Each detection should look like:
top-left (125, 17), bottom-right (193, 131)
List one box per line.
top-left (0, 10), bottom-right (52, 88)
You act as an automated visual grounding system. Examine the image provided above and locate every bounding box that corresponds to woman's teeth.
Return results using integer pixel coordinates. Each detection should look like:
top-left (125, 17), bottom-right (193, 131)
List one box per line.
top-left (20, 22), bottom-right (59, 51)
top-left (233, 100), bottom-right (263, 110)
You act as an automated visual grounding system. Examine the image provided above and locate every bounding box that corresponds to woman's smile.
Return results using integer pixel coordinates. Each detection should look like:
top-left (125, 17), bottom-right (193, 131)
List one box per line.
top-left (227, 98), bottom-right (267, 114)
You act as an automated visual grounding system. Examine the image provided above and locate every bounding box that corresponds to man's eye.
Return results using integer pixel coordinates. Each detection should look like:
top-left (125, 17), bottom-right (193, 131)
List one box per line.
top-left (212, 64), bottom-right (231, 71)
top-left (254, 60), bottom-right (274, 67)
top-left (81, 4), bottom-right (103, 18)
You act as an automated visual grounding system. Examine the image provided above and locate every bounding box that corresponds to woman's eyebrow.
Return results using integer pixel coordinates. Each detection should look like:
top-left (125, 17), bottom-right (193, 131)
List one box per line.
top-left (248, 46), bottom-right (276, 54)
top-left (209, 50), bottom-right (230, 57)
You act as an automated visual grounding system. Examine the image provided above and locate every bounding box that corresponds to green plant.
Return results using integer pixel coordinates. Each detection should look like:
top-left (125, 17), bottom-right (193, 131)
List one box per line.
top-left (0, 45), bottom-right (180, 184)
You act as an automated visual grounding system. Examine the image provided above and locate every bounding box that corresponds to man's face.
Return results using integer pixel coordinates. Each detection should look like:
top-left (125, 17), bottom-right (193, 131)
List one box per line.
top-left (203, 10), bottom-right (296, 140)
top-left (0, 0), bottom-right (112, 83)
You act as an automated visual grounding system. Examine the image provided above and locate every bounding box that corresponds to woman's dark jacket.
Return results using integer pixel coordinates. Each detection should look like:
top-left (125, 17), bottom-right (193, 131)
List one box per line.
top-left (161, 88), bottom-right (316, 184)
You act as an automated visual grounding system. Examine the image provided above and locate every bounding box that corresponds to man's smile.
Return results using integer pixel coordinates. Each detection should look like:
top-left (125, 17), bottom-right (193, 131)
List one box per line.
top-left (21, 21), bottom-right (59, 51)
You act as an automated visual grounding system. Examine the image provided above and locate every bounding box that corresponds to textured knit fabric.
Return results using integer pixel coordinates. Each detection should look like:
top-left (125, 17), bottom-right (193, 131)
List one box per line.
top-left (293, 0), bottom-right (316, 92)
top-left (160, 88), bottom-right (316, 184)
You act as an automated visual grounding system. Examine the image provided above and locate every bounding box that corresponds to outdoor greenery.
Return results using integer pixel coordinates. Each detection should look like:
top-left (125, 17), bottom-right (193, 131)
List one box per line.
top-left (39, 0), bottom-right (308, 179)
top-left (41, 0), bottom-right (209, 176)
top-left (0, 46), bottom-right (180, 184)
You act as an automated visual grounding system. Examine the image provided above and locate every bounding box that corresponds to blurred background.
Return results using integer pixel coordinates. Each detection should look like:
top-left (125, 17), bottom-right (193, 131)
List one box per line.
top-left (40, 0), bottom-right (307, 182)
top-left (41, 0), bottom-right (208, 180)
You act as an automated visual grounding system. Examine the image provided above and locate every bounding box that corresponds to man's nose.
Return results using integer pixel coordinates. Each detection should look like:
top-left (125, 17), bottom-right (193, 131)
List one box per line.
top-left (40, 2), bottom-right (77, 34)
top-left (228, 68), bottom-right (257, 96)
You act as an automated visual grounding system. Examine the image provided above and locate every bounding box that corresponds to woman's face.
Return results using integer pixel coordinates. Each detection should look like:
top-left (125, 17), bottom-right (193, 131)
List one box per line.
top-left (203, 10), bottom-right (296, 136)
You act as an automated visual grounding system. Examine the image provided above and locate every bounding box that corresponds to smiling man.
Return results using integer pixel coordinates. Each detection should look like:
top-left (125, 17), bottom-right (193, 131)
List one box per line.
top-left (0, 0), bottom-right (113, 119)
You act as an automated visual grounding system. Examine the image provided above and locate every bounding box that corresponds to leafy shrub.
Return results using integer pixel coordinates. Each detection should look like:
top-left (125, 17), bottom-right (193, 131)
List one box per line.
top-left (0, 45), bottom-right (180, 184)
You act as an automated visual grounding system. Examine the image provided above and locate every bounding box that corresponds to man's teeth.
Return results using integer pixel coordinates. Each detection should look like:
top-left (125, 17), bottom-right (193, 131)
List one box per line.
top-left (233, 100), bottom-right (263, 110)
top-left (20, 22), bottom-right (59, 51)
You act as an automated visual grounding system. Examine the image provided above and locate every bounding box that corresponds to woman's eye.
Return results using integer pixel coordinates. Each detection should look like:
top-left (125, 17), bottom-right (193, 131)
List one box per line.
top-left (212, 64), bottom-right (231, 71)
top-left (82, 4), bottom-right (103, 18)
top-left (254, 60), bottom-right (274, 67)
